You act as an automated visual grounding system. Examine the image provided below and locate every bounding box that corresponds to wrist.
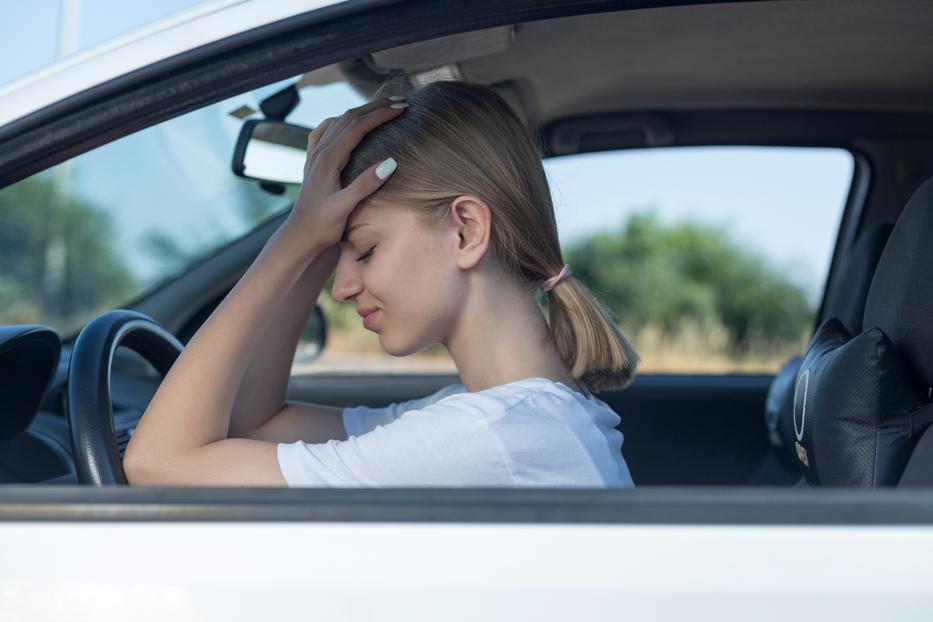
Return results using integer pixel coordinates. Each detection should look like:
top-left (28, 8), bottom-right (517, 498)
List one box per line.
top-left (276, 216), bottom-right (331, 263)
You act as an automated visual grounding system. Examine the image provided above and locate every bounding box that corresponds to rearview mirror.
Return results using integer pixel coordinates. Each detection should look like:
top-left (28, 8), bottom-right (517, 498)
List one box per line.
top-left (232, 119), bottom-right (311, 185)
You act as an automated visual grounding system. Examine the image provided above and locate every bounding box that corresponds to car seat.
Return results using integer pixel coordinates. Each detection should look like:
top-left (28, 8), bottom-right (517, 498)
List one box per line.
top-left (789, 177), bottom-right (933, 486)
top-left (764, 219), bottom-right (894, 475)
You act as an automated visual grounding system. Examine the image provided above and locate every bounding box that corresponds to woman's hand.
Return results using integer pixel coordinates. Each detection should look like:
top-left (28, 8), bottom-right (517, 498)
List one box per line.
top-left (285, 97), bottom-right (408, 247)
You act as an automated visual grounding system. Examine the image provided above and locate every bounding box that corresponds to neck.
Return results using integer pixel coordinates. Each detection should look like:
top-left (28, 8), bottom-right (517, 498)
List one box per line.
top-left (443, 270), bottom-right (583, 395)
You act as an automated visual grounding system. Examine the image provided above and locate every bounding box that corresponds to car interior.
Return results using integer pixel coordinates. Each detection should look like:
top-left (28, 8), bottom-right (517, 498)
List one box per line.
top-left (2, 0), bottom-right (933, 491)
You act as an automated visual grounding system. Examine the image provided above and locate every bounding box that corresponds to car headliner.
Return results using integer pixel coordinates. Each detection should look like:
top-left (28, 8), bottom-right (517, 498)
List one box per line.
top-left (343, 0), bottom-right (933, 127)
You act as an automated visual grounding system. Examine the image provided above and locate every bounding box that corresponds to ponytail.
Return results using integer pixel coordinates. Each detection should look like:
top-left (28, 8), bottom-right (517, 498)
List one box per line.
top-left (543, 276), bottom-right (639, 392)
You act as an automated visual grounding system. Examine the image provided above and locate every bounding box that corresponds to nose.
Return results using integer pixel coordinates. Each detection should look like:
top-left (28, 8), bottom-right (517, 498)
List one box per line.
top-left (331, 246), bottom-right (364, 303)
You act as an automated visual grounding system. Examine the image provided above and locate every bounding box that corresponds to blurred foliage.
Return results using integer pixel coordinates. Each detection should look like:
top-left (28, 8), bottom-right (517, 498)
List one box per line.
top-left (565, 211), bottom-right (813, 356)
top-left (0, 163), bottom-right (297, 336)
top-left (0, 173), bottom-right (136, 329)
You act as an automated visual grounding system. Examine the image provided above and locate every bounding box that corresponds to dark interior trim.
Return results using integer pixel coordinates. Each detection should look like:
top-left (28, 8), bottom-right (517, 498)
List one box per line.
top-left (540, 109), bottom-right (933, 156)
top-left (4, 485), bottom-right (933, 524)
top-left (814, 149), bottom-right (872, 330)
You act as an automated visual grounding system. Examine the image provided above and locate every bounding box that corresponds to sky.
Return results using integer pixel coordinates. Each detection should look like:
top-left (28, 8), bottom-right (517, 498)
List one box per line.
top-left (1, 1), bottom-right (851, 304)
top-left (1, 0), bottom-right (205, 85)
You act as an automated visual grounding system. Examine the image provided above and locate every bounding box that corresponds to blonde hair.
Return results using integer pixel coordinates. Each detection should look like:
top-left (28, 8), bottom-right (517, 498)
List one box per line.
top-left (340, 79), bottom-right (639, 391)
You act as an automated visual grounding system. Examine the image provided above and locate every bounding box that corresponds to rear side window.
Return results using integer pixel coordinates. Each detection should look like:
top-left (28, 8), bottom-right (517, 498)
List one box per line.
top-left (545, 146), bottom-right (853, 374)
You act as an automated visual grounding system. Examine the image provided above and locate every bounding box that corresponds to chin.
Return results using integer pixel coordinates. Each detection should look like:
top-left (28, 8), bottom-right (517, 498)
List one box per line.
top-left (379, 333), bottom-right (433, 358)
top-left (378, 335), bottom-right (412, 357)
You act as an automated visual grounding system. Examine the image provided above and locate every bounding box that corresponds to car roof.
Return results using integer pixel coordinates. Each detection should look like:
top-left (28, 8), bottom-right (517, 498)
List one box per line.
top-left (0, 0), bottom-right (337, 130)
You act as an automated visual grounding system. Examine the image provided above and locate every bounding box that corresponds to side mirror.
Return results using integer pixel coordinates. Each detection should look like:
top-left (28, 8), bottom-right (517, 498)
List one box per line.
top-left (298, 304), bottom-right (329, 365)
top-left (232, 120), bottom-right (311, 185)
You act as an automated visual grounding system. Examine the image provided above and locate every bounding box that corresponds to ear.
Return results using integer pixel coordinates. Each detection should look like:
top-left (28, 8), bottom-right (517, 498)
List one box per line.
top-left (448, 195), bottom-right (492, 270)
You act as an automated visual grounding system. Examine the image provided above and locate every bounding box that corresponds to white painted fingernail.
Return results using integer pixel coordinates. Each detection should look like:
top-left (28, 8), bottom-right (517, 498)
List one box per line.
top-left (389, 102), bottom-right (410, 109)
top-left (375, 157), bottom-right (397, 180)
top-left (388, 95), bottom-right (406, 101)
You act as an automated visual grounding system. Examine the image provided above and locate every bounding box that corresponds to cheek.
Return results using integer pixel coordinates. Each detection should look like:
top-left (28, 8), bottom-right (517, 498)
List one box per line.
top-left (384, 235), bottom-right (461, 327)
top-left (398, 244), bottom-right (452, 302)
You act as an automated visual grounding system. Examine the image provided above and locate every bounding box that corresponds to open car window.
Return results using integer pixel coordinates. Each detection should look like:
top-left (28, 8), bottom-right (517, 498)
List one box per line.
top-left (543, 146), bottom-right (853, 374)
top-left (0, 81), bottom-right (310, 338)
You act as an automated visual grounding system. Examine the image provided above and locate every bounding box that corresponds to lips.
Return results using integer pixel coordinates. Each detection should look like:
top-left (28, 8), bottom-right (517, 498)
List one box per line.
top-left (356, 309), bottom-right (379, 330)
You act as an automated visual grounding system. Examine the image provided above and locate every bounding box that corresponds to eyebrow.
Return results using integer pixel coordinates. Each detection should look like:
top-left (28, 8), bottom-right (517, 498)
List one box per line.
top-left (341, 222), bottom-right (371, 243)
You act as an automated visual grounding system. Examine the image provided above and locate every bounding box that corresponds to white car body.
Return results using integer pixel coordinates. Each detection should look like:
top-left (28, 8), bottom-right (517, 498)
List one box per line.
top-left (0, 0), bottom-right (330, 130)
top-left (2, 1), bottom-right (933, 619)
top-left (4, 522), bottom-right (933, 620)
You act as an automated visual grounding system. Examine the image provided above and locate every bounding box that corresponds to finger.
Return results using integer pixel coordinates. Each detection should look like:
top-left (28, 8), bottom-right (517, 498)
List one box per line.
top-left (307, 117), bottom-right (336, 152)
top-left (334, 157), bottom-right (397, 206)
top-left (319, 97), bottom-right (403, 151)
top-left (327, 104), bottom-right (408, 171)
top-left (305, 117), bottom-right (337, 169)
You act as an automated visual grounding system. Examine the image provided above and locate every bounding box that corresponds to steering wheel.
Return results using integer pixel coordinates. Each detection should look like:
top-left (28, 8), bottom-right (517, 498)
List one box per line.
top-left (67, 310), bottom-right (183, 485)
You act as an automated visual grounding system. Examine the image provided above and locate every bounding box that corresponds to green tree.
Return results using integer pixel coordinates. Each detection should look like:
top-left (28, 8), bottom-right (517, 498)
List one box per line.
top-left (565, 211), bottom-right (813, 353)
top-left (0, 173), bottom-right (136, 330)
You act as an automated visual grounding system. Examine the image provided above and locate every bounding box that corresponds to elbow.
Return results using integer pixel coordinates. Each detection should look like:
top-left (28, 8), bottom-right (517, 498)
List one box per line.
top-left (122, 438), bottom-right (176, 486)
top-left (122, 444), bottom-right (157, 485)
top-left (123, 439), bottom-right (207, 486)
top-left (123, 416), bottom-right (164, 485)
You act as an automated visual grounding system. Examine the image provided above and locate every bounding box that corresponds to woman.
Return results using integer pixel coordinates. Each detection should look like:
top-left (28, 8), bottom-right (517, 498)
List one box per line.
top-left (124, 80), bottom-right (639, 488)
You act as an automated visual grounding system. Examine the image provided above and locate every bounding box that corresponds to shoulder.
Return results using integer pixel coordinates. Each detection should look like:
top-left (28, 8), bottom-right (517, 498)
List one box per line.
top-left (438, 378), bottom-right (616, 423)
top-left (418, 382), bottom-right (540, 420)
top-left (383, 382), bottom-right (468, 414)
top-left (420, 378), bottom-right (622, 445)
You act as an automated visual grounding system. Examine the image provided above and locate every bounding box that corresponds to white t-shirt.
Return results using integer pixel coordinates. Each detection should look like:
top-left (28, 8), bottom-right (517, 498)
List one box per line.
top-left (276, 377), bottom-right (634, 488)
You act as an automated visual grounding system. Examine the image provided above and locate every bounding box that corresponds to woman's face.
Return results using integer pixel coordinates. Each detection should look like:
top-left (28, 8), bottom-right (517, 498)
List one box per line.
top-left (332, 197), bottom-right (465, 356)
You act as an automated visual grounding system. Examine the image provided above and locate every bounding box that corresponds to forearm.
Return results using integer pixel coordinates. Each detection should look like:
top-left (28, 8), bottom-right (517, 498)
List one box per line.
top-left (126, 220), bottom-right (326, 461)
top-left (228, 243), bottom-right (339, 438)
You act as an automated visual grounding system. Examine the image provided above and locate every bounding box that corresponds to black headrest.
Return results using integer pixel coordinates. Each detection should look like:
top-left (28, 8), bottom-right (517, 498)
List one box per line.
top-left (864, 177), bottom-right (933, 387)
top-left (793, 318), bottom-right (925, 486)
top-left (824, 220), bottom-right (895, 334)
top-left (765, 220), bottom-right (894, 466)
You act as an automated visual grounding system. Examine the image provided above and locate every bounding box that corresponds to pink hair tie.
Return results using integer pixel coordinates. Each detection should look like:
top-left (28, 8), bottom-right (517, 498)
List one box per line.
top-left (540, 264), bottom-right (572, 292)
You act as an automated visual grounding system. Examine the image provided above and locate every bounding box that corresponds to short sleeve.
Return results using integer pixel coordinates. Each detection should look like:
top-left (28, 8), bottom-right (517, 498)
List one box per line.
top-left (277, 396), bottom-right (512, 488)
top-left (341, 382), bottom-right (465, 437)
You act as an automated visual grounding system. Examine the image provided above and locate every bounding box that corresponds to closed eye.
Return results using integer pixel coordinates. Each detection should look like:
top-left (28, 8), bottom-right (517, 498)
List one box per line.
top-left (355, 246), bottom-right (375, 262)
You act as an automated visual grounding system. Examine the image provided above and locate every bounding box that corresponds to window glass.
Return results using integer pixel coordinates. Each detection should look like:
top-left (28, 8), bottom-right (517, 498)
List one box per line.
top-left (546, 146), bottom-right (853, 373)
top-left (0, 80), bottom-right (304, 337)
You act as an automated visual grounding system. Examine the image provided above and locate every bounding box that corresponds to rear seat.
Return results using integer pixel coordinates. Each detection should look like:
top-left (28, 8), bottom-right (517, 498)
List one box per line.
top-left (762, 219), bottom-right (894, 478)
